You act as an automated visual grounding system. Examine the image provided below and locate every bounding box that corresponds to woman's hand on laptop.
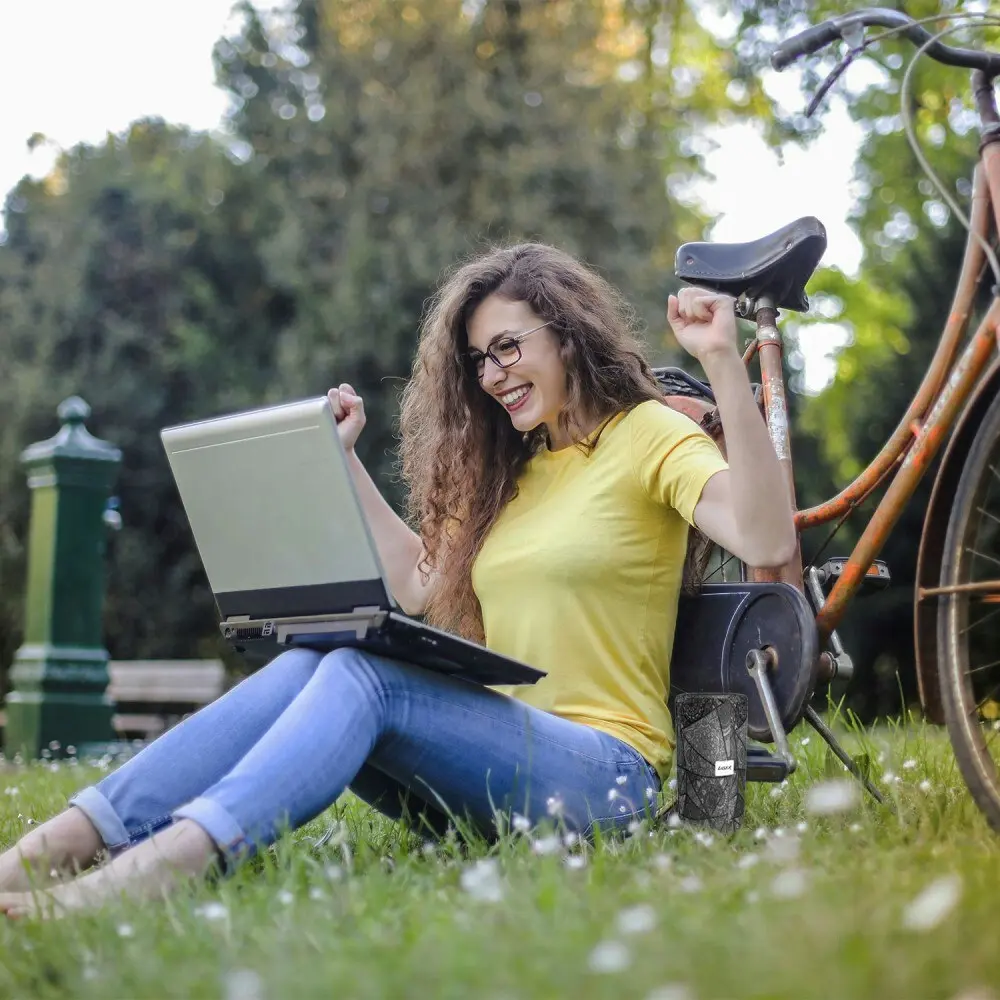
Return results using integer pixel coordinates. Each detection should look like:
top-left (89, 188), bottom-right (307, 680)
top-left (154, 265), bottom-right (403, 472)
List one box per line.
top-left (327, 383), bottom-right (366, 452)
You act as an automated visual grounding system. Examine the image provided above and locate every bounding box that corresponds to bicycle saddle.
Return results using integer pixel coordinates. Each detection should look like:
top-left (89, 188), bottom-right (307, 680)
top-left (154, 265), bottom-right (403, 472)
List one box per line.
top-left (674, 216), bottom-right (827, 313)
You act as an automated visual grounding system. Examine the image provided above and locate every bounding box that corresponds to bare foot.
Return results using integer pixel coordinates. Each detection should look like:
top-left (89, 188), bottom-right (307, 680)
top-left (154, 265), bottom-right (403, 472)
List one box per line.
top-left (0, 819), bottom-right (220, 919)
top-left (0, 807), bottom-right (104, 892)
top-left (0, 883), bottom-right (88, 920)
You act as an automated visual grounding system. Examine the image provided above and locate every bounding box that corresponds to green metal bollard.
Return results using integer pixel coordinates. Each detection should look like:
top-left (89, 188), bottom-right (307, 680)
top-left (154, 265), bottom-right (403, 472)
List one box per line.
top-left (4, 397), bottom-right (122, 760)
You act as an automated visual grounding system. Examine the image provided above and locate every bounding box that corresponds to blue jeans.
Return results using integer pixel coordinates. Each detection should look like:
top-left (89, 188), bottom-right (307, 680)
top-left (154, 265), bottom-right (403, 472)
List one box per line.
top-left (70, 648), bottom-right (661, 861)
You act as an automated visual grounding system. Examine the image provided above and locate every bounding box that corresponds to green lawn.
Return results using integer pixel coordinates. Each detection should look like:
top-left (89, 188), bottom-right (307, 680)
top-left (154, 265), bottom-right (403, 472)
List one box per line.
top-left (1, 721), bottom-right (998, 1000)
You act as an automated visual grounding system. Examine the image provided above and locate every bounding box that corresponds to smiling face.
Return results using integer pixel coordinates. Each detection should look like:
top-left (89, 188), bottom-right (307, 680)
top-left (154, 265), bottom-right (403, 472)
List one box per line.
top-left (467, 294), bottom-right (574, 448)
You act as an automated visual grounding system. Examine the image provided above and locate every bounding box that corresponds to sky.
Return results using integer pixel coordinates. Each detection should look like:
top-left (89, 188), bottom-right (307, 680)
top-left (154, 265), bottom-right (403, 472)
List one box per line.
top-left (0, 0), bottom-right (866, 391)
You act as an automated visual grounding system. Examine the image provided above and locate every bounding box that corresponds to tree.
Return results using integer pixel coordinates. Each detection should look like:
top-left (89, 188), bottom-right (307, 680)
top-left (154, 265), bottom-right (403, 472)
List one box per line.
top-left (212, 0), bottom-right (768, 494)
top-left (0, 120), bottom-right (290, 673)
top-left (2, 0), bottom-right (765, 672)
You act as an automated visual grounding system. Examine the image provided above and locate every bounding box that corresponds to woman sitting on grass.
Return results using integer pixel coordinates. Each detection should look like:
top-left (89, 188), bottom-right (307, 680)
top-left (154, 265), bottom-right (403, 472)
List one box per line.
top-left (0, 243), bottom-right (794, 917)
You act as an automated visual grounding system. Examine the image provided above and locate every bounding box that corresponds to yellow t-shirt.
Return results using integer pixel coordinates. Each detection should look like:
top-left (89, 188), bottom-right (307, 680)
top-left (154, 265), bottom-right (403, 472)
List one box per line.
top-left (473, 398), bottom-right (729, 780)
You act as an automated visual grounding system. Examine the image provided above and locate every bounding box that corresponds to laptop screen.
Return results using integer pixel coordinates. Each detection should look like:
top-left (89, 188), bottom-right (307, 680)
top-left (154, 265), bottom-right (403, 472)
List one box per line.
top-left (161, 397), bottom-right (393, 619)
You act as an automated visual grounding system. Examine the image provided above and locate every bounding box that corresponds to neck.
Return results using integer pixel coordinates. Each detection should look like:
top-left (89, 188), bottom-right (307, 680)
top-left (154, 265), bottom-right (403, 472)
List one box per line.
top-left (546, 407), bottom-right (609, 451)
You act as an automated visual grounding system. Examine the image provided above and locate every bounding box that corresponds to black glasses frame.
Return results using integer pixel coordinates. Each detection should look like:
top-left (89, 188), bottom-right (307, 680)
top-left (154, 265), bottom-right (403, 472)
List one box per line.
top-left (468, 321), bottom-right (552, 379)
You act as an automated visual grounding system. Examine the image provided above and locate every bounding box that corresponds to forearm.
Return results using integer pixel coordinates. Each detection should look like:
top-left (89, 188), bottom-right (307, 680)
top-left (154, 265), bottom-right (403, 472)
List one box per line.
top-left (700, 348), bottom-right (797, 566)
top-left (345, 450), bottom-right (430, 613)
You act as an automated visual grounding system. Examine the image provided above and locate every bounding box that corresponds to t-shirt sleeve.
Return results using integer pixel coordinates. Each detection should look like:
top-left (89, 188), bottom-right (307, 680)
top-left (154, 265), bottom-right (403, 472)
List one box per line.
top-left (629, 400), bottom-right (729, 526)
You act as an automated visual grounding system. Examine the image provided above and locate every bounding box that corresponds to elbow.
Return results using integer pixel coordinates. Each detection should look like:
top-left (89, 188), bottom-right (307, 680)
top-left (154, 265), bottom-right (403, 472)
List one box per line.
top-left (395, 567), bottom-right (436, 618)
top-left (771, 535), bottom-right (799, 568)
top-left (748, 527), bottom-right (798, 569)
top-left (396, 592), bottom-right (429, 618)
top-left (777, 520), bottom-right (799, 565)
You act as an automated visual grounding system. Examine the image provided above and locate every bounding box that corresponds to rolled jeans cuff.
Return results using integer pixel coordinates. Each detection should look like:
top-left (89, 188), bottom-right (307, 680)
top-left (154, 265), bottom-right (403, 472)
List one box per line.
top-left (69, 786), bottom-right (132, 852)
top-left (173, 797), bottom-right (249, 857)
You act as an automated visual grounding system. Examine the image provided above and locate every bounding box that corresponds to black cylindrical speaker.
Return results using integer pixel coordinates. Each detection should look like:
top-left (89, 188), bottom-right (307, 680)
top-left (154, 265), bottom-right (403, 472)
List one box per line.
top-left (674, 692), bottom-right (748, 834)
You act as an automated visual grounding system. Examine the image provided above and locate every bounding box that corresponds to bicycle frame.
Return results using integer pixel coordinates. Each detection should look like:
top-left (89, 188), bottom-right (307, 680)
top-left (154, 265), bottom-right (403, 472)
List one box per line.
top-left (749, 71), bottom-right (1000, 651)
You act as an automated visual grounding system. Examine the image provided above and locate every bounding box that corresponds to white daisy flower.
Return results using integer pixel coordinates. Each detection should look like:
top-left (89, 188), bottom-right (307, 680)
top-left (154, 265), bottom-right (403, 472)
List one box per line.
top-left (902, 875), bottom-right (962, 932)
top-left (588, 940), bottom-right (630, 974)
top-left (223, 968), bottom-right (266, 1000)
top-left (804, 780), bottom-right (860, 816)
top-left (616, 904), bottom-right (658, 935)
top-left (460, 859), bottom-right (504, 903)
top-left (194, 902), bottom-right (229, 922)
top-left (770, 869), bottom-right (808, 899)
top-left (678, 874), bottom-right (703, 894)
top-left (645, 985), bottom-right (694, 1000)
top-left (531, 834), bottom-right (562, 856)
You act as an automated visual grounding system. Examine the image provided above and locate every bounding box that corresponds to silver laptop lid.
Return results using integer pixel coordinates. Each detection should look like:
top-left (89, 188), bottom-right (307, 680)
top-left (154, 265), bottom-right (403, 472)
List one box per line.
top-left (161, 397), bottom-right (394, 620)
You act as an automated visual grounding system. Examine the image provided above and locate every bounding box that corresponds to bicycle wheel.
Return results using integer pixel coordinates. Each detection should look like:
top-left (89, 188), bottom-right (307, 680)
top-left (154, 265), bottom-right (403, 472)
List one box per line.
top-left (938, 388), bottom-right (1000, 831)
top-left (703, 545), bottom-right (748, 584)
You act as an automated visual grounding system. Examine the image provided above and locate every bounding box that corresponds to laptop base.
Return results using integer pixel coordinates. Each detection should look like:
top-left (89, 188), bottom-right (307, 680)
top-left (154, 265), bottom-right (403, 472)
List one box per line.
top-left (221, 611), bottom-right (544, 688)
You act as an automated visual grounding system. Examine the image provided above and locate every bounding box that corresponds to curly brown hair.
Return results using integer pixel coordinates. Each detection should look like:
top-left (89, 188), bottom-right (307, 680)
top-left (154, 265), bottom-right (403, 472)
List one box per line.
top-left (397, 242), bottom-right (677, 642)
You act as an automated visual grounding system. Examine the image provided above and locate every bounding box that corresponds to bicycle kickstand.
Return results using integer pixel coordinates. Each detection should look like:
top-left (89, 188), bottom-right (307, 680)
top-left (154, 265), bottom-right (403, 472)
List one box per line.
top-left (802, 705), bottom-right (887, 807)
top-left (746, 648), bottom-right (887, 808)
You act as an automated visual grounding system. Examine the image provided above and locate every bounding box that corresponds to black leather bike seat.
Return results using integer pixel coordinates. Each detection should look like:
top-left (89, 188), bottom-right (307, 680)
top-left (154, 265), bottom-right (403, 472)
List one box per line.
top-left (674, 216), bottom-right (827, 312)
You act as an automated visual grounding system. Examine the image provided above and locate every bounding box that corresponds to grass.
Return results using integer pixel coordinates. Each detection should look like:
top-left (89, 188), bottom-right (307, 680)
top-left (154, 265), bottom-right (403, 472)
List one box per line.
top-left (1, 720), bottom-right (999, 1000)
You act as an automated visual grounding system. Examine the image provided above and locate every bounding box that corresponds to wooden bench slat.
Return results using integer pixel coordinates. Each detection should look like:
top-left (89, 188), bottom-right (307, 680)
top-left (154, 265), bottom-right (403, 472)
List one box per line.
top-left (0, 660), bottom-right (226, 746)
top-left (107, 660), bottom-right (225, 704)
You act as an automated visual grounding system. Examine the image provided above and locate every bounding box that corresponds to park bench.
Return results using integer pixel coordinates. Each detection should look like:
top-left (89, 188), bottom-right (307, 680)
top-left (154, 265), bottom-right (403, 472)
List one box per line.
top-left (107, 659), bottom-right (226, 740)
top-left (0, 659), bottom-right (225, 747)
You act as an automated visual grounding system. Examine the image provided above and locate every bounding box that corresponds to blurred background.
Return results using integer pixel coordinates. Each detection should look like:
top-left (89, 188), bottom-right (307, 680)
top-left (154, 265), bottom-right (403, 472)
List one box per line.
top-left (0, 0), bottom-right (996, 721)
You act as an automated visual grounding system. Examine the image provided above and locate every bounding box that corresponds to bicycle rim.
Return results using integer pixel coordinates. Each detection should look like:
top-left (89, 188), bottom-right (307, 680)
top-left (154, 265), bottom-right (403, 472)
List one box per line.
top-left (938, 388), bottom-right (1000, 832)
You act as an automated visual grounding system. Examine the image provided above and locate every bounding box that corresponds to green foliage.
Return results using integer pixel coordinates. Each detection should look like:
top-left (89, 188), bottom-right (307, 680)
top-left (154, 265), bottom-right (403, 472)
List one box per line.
top-left (0, 121), bottom-right (293, 673)
top-left (0, 0), bottom-right (762, 674)
top-left (2, 0), bottom-right (993, 716)
top-left (212, 0), bottom-right (771, 488)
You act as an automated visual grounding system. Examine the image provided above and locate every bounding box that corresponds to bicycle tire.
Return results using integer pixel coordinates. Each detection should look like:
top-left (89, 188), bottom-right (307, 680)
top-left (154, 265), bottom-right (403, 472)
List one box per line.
top-left (938, 387), bottom-right (1000, 832)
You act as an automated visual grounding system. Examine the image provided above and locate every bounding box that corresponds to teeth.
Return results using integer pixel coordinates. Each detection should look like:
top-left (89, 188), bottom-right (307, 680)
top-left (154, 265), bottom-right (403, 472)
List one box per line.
top-left (501, 386), bottom-right (530, 405)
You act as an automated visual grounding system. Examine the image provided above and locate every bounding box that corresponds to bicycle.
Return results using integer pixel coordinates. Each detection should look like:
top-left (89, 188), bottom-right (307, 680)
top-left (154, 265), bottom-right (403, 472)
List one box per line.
top-left (664, 7), bottom-right (1000, 831)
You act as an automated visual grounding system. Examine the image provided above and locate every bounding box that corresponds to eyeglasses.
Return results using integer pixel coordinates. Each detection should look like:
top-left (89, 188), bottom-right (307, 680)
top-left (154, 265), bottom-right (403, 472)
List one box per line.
top-left (468, 321), bottom-right (552, 380)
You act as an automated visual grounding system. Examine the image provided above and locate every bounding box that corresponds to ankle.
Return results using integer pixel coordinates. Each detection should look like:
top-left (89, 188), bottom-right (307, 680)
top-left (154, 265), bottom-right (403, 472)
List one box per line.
top-left (12, 807), bottom-right (104, 875)
top-left (13, 829), bottom-right (59, 869)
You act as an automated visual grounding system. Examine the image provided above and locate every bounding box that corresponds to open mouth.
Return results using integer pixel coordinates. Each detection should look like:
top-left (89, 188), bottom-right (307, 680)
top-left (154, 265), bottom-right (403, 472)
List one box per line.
top-left (499, 384), bottom-right (532, 413)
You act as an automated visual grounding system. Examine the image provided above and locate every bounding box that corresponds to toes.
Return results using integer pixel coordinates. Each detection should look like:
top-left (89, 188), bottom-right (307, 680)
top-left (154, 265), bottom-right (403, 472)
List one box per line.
top-left (0, 893), bottom-right (29, 916)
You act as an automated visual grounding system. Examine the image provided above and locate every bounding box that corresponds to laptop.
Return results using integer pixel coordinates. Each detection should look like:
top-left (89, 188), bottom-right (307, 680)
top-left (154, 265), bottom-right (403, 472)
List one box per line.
top-left (160, 397), bottom-right (545, 687)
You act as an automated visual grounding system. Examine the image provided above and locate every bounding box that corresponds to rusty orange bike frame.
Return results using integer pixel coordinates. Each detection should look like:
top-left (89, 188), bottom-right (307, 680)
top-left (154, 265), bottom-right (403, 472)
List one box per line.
top-left (748, 72), bottom-right (1000, 659)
